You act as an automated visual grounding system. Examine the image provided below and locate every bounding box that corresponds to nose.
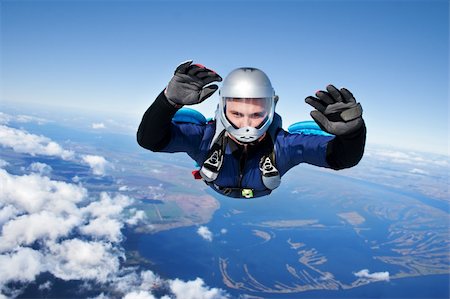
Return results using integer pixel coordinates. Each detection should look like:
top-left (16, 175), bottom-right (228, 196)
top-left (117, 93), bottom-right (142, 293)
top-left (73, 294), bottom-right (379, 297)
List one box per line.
top-left (237, 117), bottom-right (253, 128)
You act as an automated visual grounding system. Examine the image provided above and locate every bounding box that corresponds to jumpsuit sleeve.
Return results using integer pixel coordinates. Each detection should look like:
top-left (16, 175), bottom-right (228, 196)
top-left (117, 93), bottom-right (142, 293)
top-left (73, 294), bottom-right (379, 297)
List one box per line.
top-left (277, 129), bottom-right (334, 175)
top-left (277, 121), bottom-right (366, 174)
top-left (136, 90), bottom-right (205, 159)
top-left (325, 122), bottom-right (367, 170)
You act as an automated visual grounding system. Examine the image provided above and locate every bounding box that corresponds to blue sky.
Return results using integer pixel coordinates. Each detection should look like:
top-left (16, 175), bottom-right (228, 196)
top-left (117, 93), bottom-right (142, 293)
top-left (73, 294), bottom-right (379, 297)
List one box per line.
top-left (1, 0), bottom-right (448, 155)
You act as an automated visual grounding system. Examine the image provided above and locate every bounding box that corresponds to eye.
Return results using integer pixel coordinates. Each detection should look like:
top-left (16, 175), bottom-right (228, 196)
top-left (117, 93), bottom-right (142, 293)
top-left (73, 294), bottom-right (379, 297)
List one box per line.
top-left (251, 112), bottom-right (265, 119)
top-left (231, 112), bottom-right (243, 117)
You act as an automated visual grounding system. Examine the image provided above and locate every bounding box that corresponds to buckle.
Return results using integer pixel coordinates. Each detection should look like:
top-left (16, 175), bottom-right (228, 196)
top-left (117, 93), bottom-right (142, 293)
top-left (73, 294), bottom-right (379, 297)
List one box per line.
top-left (241, 189), bottom-right (254, 198)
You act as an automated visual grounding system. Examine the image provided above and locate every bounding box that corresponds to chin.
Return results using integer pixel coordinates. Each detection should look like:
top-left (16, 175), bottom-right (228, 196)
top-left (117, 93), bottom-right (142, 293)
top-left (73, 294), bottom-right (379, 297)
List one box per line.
top-left (228, 132), bottom-right (266, 145)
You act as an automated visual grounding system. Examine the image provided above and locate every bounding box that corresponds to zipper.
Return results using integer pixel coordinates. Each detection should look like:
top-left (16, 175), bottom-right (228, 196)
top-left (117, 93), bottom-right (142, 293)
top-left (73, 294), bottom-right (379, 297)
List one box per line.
top-left (238, 145), bottom-right (248, 188)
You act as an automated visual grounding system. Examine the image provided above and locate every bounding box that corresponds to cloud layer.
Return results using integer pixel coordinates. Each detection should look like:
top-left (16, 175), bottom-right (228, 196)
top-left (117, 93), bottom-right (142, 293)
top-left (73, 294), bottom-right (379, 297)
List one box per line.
top-left (0, 125), bottom-right (74, 160)
top-left (0, 123), bottom-right (110, 176)
top-left (366, 147), bottom-right (449, 168)
top-left (0, 166), bottom-right (229, 298)
top-left (0, 168), bottom-right (129, 286)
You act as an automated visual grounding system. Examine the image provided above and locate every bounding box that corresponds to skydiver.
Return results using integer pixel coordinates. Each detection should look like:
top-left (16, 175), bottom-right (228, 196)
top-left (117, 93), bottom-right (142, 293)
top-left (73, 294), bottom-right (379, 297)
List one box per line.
top-left (137, 61), bottom-right (366, 198)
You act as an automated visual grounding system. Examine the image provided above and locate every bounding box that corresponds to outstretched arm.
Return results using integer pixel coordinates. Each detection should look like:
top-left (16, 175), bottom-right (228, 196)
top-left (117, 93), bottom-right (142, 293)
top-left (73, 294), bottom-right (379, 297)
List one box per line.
top-left (137, 90), bottom-right (177, 151)
top-left (137, 60), bottom-right (222, 152)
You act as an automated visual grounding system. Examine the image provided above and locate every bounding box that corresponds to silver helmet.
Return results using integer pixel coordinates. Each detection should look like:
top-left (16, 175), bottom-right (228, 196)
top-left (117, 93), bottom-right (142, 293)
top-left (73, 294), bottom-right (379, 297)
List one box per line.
top-left (218, 67), bottom-right (277, 143)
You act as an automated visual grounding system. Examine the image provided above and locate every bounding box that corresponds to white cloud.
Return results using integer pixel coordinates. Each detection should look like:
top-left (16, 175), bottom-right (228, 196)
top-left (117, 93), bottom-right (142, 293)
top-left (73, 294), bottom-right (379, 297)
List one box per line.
top-left (0, 169), bottom-right (86, 214)
top-left (123, 291), bottom-right (156, 299)
top-left (0, 159), bottom-right (9, 168)
top-left (82, 192), bottom-right (131, 219)
top-left (28, 162), bottom-right (52, 175)
top-left (38, 281), bottom-right (52, 291)
top-left (82, 155), bottom-right (109, 176)
top-left (0, 247), bottom-right (44, 284)
top-left (375, 150), bottom-right (410, 160)
top-left (0, 112), bottom-right (12, 125)
top-left (15, 114), bottom-right (49, 125)
top-left (0, 211), bottom-right (81, 252)
top-left (79, 217), bottom-right (124, 243)
top-left (115, 270), bottom-right (230, 299)
top-left (0, 205), bottom-right (19, 227)
top-left (409, 168), bottom-right (429, 175)
top-left (0, 112), bottom-right (49, 125)
top-left (170, 277), bottom-right (229, 299)
top-left (119, 185), bottom-right (129, 191)
top-left (197, 226), bottom-right (213, 242)
top-left (0, 125), bottom-right (74, 160)
top-left (369, 148), bottom-right (449, 167)
top-left (79, 193), bottom-right (135, 242)
top-left (46, 239), bottom-right (121, 283)
top-left (354, 269), bottom-right (390, 281)
top-left (220, 229), bottom-right (228, 234)
top-left (111, 270), bottom-right (164, 298)
top-left (126, 210), bottom-right (146, 226)
top-left (138, 271), bottom-right (164, 292)
top-left (92, 123), bottom-right (106, 129)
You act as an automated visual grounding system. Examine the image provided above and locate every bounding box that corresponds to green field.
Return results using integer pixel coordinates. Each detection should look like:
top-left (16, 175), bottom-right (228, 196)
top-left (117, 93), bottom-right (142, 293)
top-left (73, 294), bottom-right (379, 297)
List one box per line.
top-left (134, 200), bottom-right (184, 223)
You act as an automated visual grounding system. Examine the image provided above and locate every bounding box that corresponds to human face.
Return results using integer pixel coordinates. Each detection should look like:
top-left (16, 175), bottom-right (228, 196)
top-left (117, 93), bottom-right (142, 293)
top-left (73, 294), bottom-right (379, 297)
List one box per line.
top-left (225, 98), bottom-right (269, 129)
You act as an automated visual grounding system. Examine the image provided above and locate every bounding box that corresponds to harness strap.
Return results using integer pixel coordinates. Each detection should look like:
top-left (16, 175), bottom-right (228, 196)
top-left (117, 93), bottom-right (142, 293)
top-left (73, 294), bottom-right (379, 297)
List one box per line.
top-left (199, 130), bottom-right (228, 182)
top-left (259, 150), bottom-right (281, 190)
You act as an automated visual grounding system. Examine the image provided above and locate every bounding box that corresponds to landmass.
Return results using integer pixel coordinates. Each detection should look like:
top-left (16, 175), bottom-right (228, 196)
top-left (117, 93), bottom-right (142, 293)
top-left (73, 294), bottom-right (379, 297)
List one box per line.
top-left (337, 211), bottom-right (366, 226)
top-left (255, 219), bottom-right (324, 229)
top-left (108, 151), bottom-right (221, 234)
top-left (287, 238), bottom-right (304, 250)
top-left (224, 209), bottom-right (244, 218)
top-left (252, 230), bottom-right (272, 242)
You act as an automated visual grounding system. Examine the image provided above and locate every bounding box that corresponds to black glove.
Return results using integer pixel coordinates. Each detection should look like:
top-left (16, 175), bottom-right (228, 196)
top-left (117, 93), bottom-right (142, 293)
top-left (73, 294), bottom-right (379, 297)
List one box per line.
top-left (305, 85), bottom-right (363, 136)
top-left (165, 60), bottom-right (223, 107)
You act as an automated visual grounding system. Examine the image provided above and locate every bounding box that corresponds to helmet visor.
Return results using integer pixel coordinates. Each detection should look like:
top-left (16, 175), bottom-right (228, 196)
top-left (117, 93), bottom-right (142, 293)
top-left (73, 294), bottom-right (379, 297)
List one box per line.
top-left (224, 97), bottom-right (272, 129)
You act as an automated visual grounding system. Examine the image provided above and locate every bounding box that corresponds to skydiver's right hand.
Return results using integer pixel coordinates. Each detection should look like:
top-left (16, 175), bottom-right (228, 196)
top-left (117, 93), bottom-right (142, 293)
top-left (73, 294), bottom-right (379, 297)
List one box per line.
top-left (164, 60), bottom-right (222, 107)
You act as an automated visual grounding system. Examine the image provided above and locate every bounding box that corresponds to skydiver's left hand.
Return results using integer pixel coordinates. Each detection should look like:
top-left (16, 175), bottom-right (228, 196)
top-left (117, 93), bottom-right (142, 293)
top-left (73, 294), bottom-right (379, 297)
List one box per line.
top-left (305, 85), bottom-right (364, 136)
